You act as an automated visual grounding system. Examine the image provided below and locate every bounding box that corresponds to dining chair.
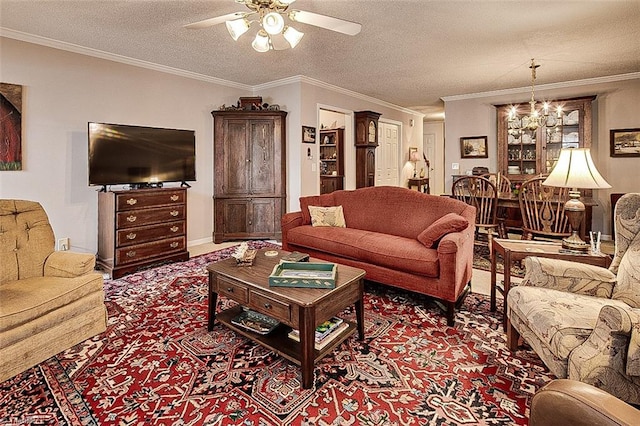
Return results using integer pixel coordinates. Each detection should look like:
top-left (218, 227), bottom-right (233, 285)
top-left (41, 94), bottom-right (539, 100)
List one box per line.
top-left (518, 175), bottom-right (571, 240)
top-left (483, 172), bottom-right (512, 236)
top-left (452, 176), bottom-right (502, 254)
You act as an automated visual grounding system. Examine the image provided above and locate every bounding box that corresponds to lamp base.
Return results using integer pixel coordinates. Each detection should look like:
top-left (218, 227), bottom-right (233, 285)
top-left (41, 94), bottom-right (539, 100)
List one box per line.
top-left (562, 192), bottom-right (588, 252)
top-left (562, 232), bottom-right (589, 252)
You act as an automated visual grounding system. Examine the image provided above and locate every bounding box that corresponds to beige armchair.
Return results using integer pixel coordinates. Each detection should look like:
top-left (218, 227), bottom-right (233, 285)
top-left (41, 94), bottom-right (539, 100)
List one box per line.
top-left (0, 200), bottom-right (107, 382)
top-left (506, 193), bottom-right (640, 404)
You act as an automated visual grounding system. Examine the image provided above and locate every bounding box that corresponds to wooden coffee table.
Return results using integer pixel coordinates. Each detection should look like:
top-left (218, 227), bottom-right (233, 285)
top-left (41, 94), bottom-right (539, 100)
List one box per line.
top-left (490, 238), bottom-right (611, 330)
top-left (207, 248), bottom-right (366, 389)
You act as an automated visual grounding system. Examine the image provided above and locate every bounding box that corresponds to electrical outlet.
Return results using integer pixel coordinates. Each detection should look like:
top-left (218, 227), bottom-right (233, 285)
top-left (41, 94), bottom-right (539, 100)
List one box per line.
top-left (58, 237), bottom-right (70, 251)
top-left (452, 163), bottom-right (460, 170)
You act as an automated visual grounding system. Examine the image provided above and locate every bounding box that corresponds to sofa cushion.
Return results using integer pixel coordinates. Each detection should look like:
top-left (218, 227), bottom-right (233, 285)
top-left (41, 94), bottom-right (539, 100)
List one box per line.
top-left (0, 273), bottom-right (104, 333)
top-left (309, 205), bottom-right (346, 227)
top-left (286, 226), bottom-right (439, 277)
top-left (0, 200), bottom-right (55, 284)
top-left (417, 213), bottom-right (469, 248)
top-left (356, 232), bottom-right (439, 277)
top-left (508, 286), bottom-right (630, 360)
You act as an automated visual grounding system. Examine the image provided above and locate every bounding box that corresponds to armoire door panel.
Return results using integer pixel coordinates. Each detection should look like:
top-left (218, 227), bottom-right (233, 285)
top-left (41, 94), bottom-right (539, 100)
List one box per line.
top-left (250, 120), bottom-right (276, 194)
top-left (224, 120), bottom-right (249, 195)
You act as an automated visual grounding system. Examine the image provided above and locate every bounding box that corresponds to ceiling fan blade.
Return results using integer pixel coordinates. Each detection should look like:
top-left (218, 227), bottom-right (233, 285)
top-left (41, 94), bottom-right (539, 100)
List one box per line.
top-left (270, 34), bottom-right (290, 51)
top-left (184, 12), bottom-right (246, 29)
top-left (289, 10), bottom-right (361, 36)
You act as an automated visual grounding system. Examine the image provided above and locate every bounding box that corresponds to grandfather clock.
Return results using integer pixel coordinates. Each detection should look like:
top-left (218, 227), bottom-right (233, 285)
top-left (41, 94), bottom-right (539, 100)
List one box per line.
top-left (354, 110), bottom-right (382, 188)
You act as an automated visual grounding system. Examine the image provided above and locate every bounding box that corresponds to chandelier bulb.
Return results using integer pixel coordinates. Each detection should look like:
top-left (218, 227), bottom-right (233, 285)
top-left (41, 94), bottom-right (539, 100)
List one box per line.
top-left (252, 30), bottom-right (271, 52)
top-left (262, 12), bottom-right (285, 35)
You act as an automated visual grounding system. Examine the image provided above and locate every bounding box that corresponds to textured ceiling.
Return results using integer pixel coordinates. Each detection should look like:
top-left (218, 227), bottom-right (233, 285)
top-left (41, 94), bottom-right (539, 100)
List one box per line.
top-left (2, 0), bottom-right (640, 118)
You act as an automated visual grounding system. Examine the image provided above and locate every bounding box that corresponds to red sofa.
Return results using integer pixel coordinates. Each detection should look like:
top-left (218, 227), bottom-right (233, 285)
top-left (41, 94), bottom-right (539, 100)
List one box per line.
top-left (281, 186), bottom-right (476, 325)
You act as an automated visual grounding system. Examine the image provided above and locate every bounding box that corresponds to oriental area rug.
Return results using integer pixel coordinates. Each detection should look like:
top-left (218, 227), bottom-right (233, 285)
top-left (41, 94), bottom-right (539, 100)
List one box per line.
top-left (0, 241), bottom-right (554, 425)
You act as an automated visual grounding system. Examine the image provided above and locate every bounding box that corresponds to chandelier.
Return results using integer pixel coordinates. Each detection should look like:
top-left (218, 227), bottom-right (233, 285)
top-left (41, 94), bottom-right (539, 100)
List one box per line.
top-left (508, 59), bottom-right (562, 134)
top-left (185, 0), bottom-right (361, 53)
top-left (226, 0), bottom-right (304, 52)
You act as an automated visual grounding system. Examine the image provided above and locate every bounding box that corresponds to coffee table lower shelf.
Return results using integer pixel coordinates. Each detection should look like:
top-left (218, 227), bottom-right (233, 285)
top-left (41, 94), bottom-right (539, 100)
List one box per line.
top-left (215, 305), bottom-right (357, 366)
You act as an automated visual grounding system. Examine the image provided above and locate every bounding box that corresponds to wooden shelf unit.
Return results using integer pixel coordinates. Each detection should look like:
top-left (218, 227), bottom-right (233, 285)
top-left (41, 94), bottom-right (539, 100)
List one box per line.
top-left (319, 128), bottom-right (344, 194)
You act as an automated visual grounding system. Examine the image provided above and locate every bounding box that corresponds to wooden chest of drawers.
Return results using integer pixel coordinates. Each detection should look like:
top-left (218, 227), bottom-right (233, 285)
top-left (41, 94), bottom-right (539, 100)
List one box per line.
top-left (98, 187), bottom-right (189, 278)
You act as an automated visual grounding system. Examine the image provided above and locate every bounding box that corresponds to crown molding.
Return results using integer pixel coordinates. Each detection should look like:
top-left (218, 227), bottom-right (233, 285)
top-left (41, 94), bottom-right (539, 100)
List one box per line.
top-left (253, 75), bottom-right (425, 117)
top-left (0, 28), bottom-right (252, 90)
top-left (441, 72), bottom-right (640, 102)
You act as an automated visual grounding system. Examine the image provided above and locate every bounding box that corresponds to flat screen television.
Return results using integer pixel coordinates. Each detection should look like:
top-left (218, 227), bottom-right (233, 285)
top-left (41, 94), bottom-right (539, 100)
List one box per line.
top-left (88, 122), bottom-right (196, 188)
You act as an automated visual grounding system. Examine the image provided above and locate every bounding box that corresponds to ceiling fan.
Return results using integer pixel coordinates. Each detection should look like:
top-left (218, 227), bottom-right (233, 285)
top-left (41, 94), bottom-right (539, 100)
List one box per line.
top-left (184, 0), bottom-right (362, 52)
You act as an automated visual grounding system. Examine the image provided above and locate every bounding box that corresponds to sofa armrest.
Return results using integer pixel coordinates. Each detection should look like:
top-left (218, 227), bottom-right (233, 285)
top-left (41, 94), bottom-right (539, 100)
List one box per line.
top-left (530, 379), bottom-right (640, 426)
top-left (44, 251), bottom-right (96, 278)
top-left (568, 305), bottom-right (640, 404)
top-left (521, 256), bottom-right (617, 298)
top-left (281, 211), bottom-right (303, 251)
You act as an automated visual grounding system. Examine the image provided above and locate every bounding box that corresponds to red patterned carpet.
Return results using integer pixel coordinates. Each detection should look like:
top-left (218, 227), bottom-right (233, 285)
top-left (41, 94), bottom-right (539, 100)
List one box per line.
top-left (0, 241), bottom-right (553, 425)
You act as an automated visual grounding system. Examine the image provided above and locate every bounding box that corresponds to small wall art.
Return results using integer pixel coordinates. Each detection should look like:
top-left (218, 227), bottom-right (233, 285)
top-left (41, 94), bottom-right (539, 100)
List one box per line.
top-left (0, 82), bottom-right (23, 170)
top-left (460, 136), bottom-right (488, 159)
top-left (610, 128), bottom-right (640, 157)
top-left (302, 126), bottom-right (316, 144)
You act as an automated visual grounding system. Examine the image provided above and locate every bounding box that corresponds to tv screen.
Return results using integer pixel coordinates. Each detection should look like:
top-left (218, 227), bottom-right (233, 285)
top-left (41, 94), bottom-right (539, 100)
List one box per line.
top-left (88, 122), bottom-right (196, 186)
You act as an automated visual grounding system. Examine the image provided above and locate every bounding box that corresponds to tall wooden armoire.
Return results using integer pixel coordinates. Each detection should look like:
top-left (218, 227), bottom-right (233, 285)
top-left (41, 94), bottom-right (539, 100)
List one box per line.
top-left (354, 110), bottom-right (381, 188)
top-left (211, 109), bottom-right (287, 243)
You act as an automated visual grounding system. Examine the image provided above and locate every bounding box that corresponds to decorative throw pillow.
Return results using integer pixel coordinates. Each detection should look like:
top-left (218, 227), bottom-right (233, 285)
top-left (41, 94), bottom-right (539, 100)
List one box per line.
top-left (308, 205), bottom-right (346, 227)
top-left (417, 213), bottom-right (469, 248)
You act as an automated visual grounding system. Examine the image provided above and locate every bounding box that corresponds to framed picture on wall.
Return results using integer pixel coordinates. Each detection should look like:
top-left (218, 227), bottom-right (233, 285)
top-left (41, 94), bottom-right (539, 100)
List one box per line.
top-left (302, 126), bottom-right (316, 144)
top-left (460, 136), bottom-right (488, 158)
top-left (610, 128), bottom-right (640, 157)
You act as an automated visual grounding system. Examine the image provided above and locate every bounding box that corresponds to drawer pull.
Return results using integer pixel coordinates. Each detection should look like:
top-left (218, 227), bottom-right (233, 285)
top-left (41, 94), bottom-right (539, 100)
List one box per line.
top-left (170, 210), bottom-right (179, 217)
top-left (126, 215), bottom-right (137, 222)
top-left (170, 242), bottom-right (179, 248)
top-left (170, 226), bottom-right (179, 233)
top-left (170, 195), bottom-right (179, 201)
top-left (226, 287), bottom-right (234, 293)
top-left (126, 250), bottom-right (136, 257)
top-left (263, 303), bottom-right (272, 309)
top-left (126, 198), bottom-right (137, 205)
top-left (126, 233), bottom-right (137, 240)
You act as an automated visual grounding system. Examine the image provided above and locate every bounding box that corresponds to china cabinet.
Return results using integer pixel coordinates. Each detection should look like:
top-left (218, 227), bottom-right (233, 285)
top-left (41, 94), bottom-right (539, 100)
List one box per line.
top-left (354, 110), bottom-right (381, 188)
top-left (319, 128), bottom-right (344, 194)
top-left (497, 96), bottom-right (595, 182)
top-left (211, 109), bottom-right (287, 243)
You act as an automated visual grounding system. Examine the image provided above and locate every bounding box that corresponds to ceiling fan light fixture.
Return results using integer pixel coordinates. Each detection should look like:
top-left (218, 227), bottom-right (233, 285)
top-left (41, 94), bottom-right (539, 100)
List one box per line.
top-left (283, 26), bottom-right (304, 48)
top-left (252, 30), bottom-right (271, 52)
top-left (262, 12), bottom-right (285, 35)
top-left (226, 18), bottom-right (249, 40)
top-left (277, 0), bottom-right (297, 5)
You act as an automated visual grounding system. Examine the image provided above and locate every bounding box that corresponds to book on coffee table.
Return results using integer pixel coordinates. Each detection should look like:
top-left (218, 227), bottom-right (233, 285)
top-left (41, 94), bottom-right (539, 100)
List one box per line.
top-left (288, 322), bottom-right (349, 350)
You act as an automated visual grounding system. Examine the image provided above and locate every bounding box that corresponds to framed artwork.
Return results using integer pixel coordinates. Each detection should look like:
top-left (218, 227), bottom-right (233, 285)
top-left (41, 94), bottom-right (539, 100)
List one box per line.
top-left (610, 128), bottom-right (640, 157)
top-left (408, 146), bottom-right (418, 162)
top-left (0, 82), bottom-right (23, 170)
top-left (302, 126), bottom-right (316, 144)
top-left (460, 136), bottom-right (488, 159)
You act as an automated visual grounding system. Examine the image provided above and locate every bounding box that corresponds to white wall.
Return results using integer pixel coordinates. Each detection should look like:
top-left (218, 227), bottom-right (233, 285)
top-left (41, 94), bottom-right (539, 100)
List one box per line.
top-left (443, 76), bottom-right (640, 236)
top-left (0, 37), bottom-right (249, 252)
top-left (0, 38), bottom-right (425, 252)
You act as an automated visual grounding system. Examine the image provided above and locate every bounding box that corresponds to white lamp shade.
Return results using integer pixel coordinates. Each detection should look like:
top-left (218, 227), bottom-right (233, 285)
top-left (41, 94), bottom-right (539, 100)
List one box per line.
top-left (283, 26), bottom-right (304, 48)
top-left (543, 148), bottom-right (611, 189)
top-left (226, 18), bottom-right (249, 41)
top-left (262, 12), bottom-right (285, 35)
top-left (252, 30), bottom-right (271, 52)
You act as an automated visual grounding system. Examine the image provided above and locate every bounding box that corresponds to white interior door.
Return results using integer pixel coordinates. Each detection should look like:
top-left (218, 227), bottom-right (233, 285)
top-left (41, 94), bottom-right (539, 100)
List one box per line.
top-left (376, 122), bottom-right (400, 187)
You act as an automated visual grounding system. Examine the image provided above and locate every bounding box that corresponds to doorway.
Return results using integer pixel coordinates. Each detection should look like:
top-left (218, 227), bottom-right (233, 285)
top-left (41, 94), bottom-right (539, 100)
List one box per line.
top-left (375, 121), bottom-right (401, 187)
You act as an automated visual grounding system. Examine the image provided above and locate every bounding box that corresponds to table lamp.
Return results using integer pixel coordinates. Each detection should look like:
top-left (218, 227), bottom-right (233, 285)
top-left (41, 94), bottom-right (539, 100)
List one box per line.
top-left (542, 148), bottom-right (610, 251)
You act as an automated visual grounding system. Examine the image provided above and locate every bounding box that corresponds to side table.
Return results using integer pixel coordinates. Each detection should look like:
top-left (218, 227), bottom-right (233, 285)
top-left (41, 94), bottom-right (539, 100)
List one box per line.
top-left (490, 238), bottom-right (611, 330)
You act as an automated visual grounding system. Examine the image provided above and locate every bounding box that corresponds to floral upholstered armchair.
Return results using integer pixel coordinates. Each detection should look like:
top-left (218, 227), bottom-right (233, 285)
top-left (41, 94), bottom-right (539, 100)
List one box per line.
top-left (506, 193), bottom-right (640, 404)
